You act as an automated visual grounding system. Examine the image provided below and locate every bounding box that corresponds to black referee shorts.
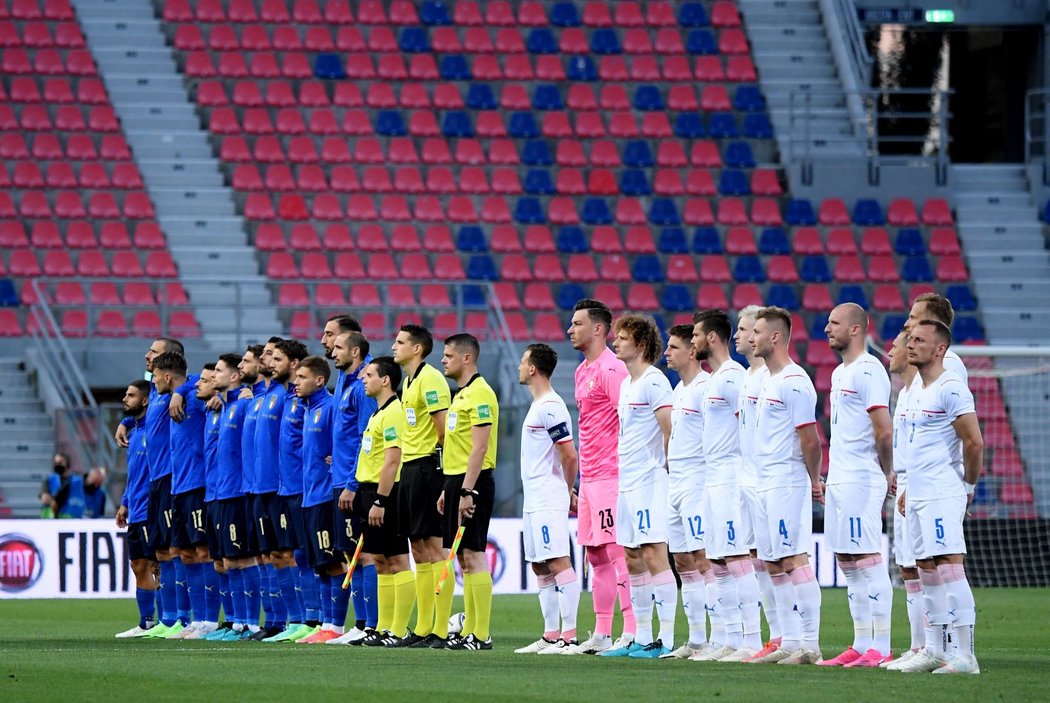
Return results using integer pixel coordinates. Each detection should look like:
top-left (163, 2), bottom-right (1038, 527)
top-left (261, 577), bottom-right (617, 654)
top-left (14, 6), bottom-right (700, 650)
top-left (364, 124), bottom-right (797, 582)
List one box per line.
top-left (147, 474), bottom-right (173, 552)
top-left (354, 483), bottom-right (409, 558)
top-left (127, 521), bottom-right (154, 562)
top-left (441, 470), bottom-right (495, 554)
top-left (397, 454), bottom-right (444, 540)
top-left (170, 488), bottom-right (207, 549)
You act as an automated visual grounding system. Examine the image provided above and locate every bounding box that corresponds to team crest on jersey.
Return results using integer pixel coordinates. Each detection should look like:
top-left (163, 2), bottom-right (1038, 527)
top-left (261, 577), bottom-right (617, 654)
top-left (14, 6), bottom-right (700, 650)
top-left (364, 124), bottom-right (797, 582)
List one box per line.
top-left (254, 399), bottom-right (263, 411)
top-left (313, 409), bottom-right (322, 424)
top-left (211, 414), bottom-right (219, 425)
top-left (269, 395), bottom-right (278, 409)
top-left (228, 406), bottom-right (236, 420)
top-left (291, 399), bottom-right (298, 413)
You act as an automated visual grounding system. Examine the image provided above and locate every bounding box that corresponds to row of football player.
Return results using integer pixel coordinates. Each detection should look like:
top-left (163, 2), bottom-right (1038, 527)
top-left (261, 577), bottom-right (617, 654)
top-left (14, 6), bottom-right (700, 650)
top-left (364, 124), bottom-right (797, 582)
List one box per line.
top-left (113, 316), bottom-right (501, 650)
top-left (512, 294), bottom-right (982, 675)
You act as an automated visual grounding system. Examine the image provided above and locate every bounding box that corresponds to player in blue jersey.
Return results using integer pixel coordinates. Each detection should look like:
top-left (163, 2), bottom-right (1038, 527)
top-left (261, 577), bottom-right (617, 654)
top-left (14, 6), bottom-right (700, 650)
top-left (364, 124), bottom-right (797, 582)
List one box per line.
top-left (328, 330), bottom-right (380, 644)
top-left (115, 380), bottom-right (156, 638)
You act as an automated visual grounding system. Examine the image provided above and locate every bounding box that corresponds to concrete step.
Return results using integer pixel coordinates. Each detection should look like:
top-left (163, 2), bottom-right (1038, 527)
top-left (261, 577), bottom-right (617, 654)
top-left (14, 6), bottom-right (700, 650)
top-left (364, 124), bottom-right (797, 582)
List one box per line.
top-left (955, 208), bottom-right (1039, 224)
top-left (0, 425), bottom-right (54, 442)
top-left (744, 8), bottom-right (821, 24)
top-left (0, 388), bottom-right (39, 400)
top-left (954, 193), bottom-right (1033, 208)
top-left (759, 61), bottom-right (837, 80)
top-left (104, 75), bottom-right (184, 92)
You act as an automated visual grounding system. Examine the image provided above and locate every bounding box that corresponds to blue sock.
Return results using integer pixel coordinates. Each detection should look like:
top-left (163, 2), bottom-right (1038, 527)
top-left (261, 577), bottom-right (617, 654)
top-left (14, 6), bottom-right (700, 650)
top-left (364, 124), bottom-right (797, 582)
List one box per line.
top-left (296, 549), bottom-right (321, 624)
top-left (331, 576), bottom-right (352, 629)
top-left (186, 562), bottom-right (207, 624)
top-left (155, 588), bottom-right (163, 624)
top-left (267, 564), bottom-right (286, 628)
top-left (218, 571), bottom-right (234, 624)
top-left (362, 563), bottom-right (378, 629)
top-left (241, 564), bottom-right (262, 627)
top-left (318, 573), bottom-right (333, 624)
top-left (351, 568), bottom-right (366, 629)
top-left (204, 567), bottom-right (221, 623)
top-left (277, 566), bottom-right (303, 624)
top-left (260, 566), bottom-right (274, 628)
top-left (136, 588), bottom-right (156, 629)
top-left (172, 557), bottom-right (191, 626)
top-left (157, 560), bottom-right (177, 626)
top-left (227, 568), bottom-right (245, 625)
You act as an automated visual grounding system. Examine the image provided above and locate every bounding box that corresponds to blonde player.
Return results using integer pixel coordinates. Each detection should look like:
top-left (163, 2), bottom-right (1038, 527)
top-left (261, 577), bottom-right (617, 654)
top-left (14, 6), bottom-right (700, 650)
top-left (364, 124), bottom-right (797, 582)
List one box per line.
top-left (905, 293), bottom-right (968, 384)
top-left (747, 307), bottom-right (824, 665)
top-left (819, 304), bottom-right (895, 668)
top-left (513, 344), bottom-right (581, 654)
top-left (894, 320), bottom-right (984, 675)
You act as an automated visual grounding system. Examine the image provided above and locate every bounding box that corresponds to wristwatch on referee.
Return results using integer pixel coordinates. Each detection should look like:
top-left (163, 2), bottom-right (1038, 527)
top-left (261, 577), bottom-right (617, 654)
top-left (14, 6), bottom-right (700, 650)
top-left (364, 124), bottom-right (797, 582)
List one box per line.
top-left (459, 487), bottom-right (479, 499)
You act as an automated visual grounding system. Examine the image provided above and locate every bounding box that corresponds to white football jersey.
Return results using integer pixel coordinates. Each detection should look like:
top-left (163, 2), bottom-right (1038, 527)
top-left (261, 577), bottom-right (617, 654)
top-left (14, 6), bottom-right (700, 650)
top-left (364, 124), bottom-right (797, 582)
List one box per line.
top-left (828, 352), bottom-right (891, 487)
top-left (901, 370), bottom-right (975, 500)
top-left (520, 391), bottom-right (574, 513)
top-left (892, 380), bottom-right (913, 477)
top-left (754, 363), bottom-right (818, 489)
top-left (617, 365), bottom-right (673, 492)
top-left (702, 359), bottom-right (747, 486)
top-left (907, 349), bottom-right (969, 477)
top-left (738, 364), bottom-right (769, 488)
top-left (667, 370), bottom-right (710, 489)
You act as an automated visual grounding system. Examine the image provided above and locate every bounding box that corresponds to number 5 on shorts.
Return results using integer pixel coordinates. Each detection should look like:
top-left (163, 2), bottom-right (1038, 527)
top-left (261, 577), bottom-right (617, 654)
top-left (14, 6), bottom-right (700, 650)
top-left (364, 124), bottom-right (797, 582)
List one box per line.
top-left (934, 517), bottom-right (944, 540)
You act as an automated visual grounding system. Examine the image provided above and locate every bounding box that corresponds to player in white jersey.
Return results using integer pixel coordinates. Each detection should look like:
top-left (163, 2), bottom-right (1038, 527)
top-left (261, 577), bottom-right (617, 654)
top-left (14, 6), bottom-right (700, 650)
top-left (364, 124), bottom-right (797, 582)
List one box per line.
top-left (819, 304), bottom-right (895, 668)
top-left (690, 310), bottom-right (763, 663)
top-left (734, 306), bottom-right (780, 662)
top-left (905, 293), bottom-right (969, 384)
top-left (513, 344), bottom-right (582, 655)
top-left (600, 314), bottom-right (675, 659)
top-left (895, 320), bottom-right (984, 675)
top-left (882, 330), bottom-right (927, 670)
top-left (658, 324), bottom-right (712, 659)
top-left (747, 307), bottom-right (824, 665)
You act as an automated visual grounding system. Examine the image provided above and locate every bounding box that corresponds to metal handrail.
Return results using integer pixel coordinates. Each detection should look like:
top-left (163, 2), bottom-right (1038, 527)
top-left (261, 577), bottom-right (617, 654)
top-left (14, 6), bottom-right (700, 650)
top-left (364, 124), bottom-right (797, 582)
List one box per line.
top-left (832, 0), bottom-right (875, 91)
top-left (1024, 88), bottom-right (1049, 184)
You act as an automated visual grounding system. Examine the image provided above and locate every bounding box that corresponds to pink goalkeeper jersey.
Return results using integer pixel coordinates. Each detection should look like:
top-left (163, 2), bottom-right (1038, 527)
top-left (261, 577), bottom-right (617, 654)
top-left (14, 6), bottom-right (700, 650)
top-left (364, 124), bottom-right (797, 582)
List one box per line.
top-left (574, 346), bottom-right (628, 482)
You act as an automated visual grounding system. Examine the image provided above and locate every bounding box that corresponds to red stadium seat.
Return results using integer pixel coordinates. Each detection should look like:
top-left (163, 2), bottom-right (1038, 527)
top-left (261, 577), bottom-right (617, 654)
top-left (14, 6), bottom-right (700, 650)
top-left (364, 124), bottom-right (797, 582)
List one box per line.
top-left (825, 228), bottom-right (857, 256)
top-left (922, 198), bottom-right (953, 225)
top-left (802, 284), bottom-right (834, 312)
top-left (697, 284), bottom-right (728, 309)
top-left (792, 227), bottom-right (824, 255)
top-left (523, 282), bottom-right (556, 310)
top-left (887, 198), bottom-right (920, 226)
top-left (867, 256), bottom-right (900, 283)
top-left (860, 227), bottom-right (892, 256)
top-left (833, 256), bottom-right (866, 283)
top-left (819, 198), bottom-right (851, 226)
top-left (929, 227), bottom-right (961, 256)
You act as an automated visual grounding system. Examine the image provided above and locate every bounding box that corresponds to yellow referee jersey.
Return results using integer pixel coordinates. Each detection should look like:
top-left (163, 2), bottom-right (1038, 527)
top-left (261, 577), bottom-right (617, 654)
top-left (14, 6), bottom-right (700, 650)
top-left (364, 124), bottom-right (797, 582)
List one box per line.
top-left (443, 374), bottom-right (498, 476)
top-left (400, 362), bottom-right (451, 462)
top-left (356, 396), bottom-right (405, 484)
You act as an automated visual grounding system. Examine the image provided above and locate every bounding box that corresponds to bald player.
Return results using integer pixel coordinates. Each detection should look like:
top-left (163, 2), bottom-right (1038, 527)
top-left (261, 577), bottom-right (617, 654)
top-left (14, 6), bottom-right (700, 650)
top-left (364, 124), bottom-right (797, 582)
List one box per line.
top-left (819, 304), bottom-right (894, 668)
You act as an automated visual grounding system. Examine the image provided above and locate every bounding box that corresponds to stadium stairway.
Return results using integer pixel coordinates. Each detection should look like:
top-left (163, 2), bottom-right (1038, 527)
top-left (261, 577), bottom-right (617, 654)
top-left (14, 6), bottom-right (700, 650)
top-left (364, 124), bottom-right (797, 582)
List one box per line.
top-left (0, 358), bottom-right (54, 517)
top-left (739, 0), bottom-right (863, 159)
top-left (72, 0), bottom-right (280, 343)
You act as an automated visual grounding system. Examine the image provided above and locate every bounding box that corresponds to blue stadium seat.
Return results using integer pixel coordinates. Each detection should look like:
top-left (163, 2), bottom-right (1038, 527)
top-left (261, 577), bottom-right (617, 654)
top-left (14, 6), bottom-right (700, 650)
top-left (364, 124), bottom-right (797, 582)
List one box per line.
top-left (971, 479), bottom-right (993, 506)
top-left (662, 285), bottom-right (693, 311)
top-left (439, 55), bottom-right (470, 79)
top-left (810, 313), bottom-right (830, 340)
top-left (634, 85), bottom-right (664, 111)
top-left (734, 86), bottom-right (766, 112)
top-left (837, 284), bottom-right (868, 308)
top-left (658, 228), bottom-right (689, 254)
top-left (557, 227), bottom-right (588, 253)
top-left (399, 28), bottom-right (430, 53)
top-left (633, 255), bottom-right (664, 283)
top-left (521, 140), bottom-right (553, 166)
top-left (649, 198), bottom-right (680, 226)
top-left (558, 283), bottom-right (587, 310)
top-left (375, 110), bottom-right (406, 136)
top-left (785, 199), bottom-right (817, 226)
top-left (567, 56), bottom-right (597, 81)
top-left (743, 113), bottom-right (773, 139)
top-left (734, 255), bottom-right (765, 283)
top-left (524, 169), bottom-right (555, 195)
top-left (678, 3), bottom-right (710, 26)
top-left (880, 314), bottom-right (908, 341)
top-left (420, 1), bottom-right (451, 25)
top-left (767, 284), bottom-right (799, 311)
top-left (459, 284), bottom-right (487, 307)
top-left (528, 29), bottom-right (558, 54)
top-left (901, 256), bottom-right (934, 282)
top-left (800, 255), bottom-right (832, 282)
top-left (591, 29), bottom-right (622, 54)
top-left (692, 227), bottom-right (722, 253)
top-left (581, 198), bottom-right (613, 225)
top-left (686, 29), bottom-right (717, 54)
top-left (456, 226), bottom-right (487, 252)
top-left (652, 313), bottom-right (669, 339)
top-left (708, 113), bottom-right (739, 138)
top-left (852, 199), bottom-right (885, 226)
top-left (508, 112), bottom-right (540, 138)
top-left (550, 2), bottom-right (580, 26)
top-left (946, 284), bottom-right (977, 312)
top-left (895, 228), bottom-right (926, 255)
top-left (953, 316), bottom-right (984, 342)
top-left (466, 254), bottom-right (498, 281)
top-left (725, 141), bottom-right (756, 168)
top-left (623, 140), bottom-right (654, 167)
top-left (674, 113), bottom-right (706, 139)
top-left (759, 228), bottom-right (791, 255)
top-left (466, 84), bottom-right (496, 110)
top-left (718, 169), bottom-right (750, 196)
top-left (514, 198), bottom-right (546, 224)
top-left (442, 111), bottom-right (473, 138)
top-left (619, 170), bottom-right (651, 196)
top-left (533, 85), bottom-right (564, 110)
top-left (0, 280), bottom-right (18, 307)
top-left (313, 53), bottom-right (344, 79)
top-left (1043, 200), bottom-right (1050, 222)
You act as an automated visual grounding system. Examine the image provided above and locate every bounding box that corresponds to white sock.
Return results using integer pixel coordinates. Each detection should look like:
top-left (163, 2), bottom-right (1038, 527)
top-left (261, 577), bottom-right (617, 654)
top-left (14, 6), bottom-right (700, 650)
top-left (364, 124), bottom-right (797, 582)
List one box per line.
top-left (554, 569), bottom-right (580, 636)
top-left (536, 574), bottom-right (560, 637)
top-left (629, 573), bottom-right (654, 646)
top-left (858, 556), bottom-right (892, 655)
top-left (730, 560), bottom-right (762, 650)
top-left (680, 571), bottom-right (708, 645)
top-left (790, 565), bottom-right (822, 651)
top-left (904, 579), bottom-right (925, 651)
top-left (939, 563), bottom-right (976, 659)
top-left (754, 559), bottom-right (781, 641)
top-left (713, 563), bottom-right (742, 649)
top-left (771, 571), bottom-right (799, 651)
top-left (704, 571), bottom-right (723, 645)
top-left (919, 567), bottom-right (949, 659)
top-left (652, 570), bottom-right (678, 649)
top-left (840, 560), bottom-right (872, 652)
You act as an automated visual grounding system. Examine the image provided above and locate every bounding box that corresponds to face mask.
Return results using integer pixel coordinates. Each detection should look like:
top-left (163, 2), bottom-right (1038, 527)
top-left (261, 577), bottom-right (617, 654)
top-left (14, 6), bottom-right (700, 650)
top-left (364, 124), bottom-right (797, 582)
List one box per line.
top-left (53, 463), bottom-right (67, 474)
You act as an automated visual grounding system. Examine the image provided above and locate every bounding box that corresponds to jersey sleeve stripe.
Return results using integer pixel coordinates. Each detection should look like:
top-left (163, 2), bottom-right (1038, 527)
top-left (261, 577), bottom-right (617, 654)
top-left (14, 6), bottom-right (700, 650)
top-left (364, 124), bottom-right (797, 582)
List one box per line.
top-left (794, 420), bottom-right (817, 429)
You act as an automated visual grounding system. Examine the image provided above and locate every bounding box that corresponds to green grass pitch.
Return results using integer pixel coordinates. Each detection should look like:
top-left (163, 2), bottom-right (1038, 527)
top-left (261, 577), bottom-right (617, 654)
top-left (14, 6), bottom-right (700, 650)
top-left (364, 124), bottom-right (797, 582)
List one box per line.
top-left (0, 589), bottom-right (1046, 702)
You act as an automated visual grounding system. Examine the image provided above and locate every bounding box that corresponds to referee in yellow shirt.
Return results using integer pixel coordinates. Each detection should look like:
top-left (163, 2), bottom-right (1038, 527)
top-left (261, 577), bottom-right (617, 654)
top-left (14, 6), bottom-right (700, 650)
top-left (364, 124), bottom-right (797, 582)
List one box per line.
top-left (439, 333), bottom-right (499, 651)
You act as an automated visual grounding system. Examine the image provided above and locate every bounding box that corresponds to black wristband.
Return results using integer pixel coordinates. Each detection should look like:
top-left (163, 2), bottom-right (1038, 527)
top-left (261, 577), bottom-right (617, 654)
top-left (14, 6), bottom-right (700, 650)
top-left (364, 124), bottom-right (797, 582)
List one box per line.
top-left (459, 488), bottom-right (479, 499)
top-left (374, 494), bottom-right (390, 508)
